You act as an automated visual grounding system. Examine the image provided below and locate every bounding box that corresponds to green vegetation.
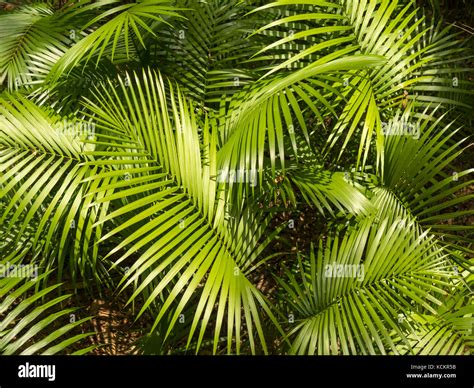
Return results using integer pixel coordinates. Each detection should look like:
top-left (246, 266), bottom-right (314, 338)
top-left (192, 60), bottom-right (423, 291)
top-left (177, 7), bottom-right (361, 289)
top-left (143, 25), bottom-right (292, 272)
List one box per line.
top-left (0, 0), bottom-right (472, 355)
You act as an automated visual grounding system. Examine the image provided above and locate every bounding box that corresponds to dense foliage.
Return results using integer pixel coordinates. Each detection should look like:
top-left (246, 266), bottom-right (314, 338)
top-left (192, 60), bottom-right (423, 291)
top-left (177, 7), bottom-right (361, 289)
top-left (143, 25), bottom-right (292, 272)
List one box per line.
top-left (0, 0), bottom-right (472, 355)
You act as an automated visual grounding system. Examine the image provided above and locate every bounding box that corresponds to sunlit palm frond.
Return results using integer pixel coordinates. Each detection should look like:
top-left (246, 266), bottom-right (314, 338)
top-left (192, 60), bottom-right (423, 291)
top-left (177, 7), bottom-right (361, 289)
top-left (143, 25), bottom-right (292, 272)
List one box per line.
top-left (80, 69), bottom-right (284, 354)
top-left (0, 270), bottom-right (94, 355)
top-left (278, 216), bottom-right (470, 355)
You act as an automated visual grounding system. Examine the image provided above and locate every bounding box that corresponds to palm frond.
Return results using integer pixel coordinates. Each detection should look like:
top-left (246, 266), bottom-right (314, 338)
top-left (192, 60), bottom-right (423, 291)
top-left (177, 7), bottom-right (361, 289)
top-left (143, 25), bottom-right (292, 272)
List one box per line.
top-left (0, 270), bottom-right (94, 355)
top-left (81, 69), bottom-right (284, 354)
top-left (0, 95), bottom-right (113, 287)
top-left (0, 3), bottom-right (70, 91)
top-left (278, 216), bottom-right (470, 355)
top-left (47, 0), bottom-right (185, 83)
top-left (377, 107), bottom-right (474, 252)
top-left (143, 0), bottom-right (269, 106)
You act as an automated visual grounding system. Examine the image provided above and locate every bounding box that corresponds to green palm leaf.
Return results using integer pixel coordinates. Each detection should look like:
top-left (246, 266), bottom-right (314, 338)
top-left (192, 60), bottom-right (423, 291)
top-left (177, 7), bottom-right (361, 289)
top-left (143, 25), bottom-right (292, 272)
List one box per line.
top-left (47, 0), bottom-right (185, 83)
top-left (278, 216), bottom-right (470, 355)
top-left (0, 270), bottom-right (93, 355)
top-left (251, 0), bottom-right (473, 168)
top-left (144, 0), bottom-right (268, 106)
top-left (81, 69), bottom-right (284, 354)
top-left (0, 95), bottom-right (113, 287)
top-left (0, 3), bottom-right (71, 91)
top-left (376, 107), bottom-right (474, 252)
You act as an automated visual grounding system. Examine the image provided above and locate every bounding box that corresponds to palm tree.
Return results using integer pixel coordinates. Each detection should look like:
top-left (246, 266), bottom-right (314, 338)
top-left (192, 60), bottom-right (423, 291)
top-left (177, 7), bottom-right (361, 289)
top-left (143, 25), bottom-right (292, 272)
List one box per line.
top-left (0, 0), bottom-right (472, 355)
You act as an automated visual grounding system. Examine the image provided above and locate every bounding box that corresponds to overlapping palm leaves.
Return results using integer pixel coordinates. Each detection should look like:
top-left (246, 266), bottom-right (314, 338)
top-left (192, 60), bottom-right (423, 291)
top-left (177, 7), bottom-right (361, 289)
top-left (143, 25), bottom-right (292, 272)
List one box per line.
top-left (0, 270), bottom-right (94, 355)
top-left (0, 0), bottom-right (472, 355)
top-left (0, 96), bottom-right (115, 288)
top-left (245, 0), bottom-right (474, 169)
top-left (277, 217), bottom-right (472, 355)
top-left (0, 3), bottom-right (71, 91)
top-left (80, 69), bottom-right (283, 353)
top-left (142, 0), bottom-right (269, 106)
